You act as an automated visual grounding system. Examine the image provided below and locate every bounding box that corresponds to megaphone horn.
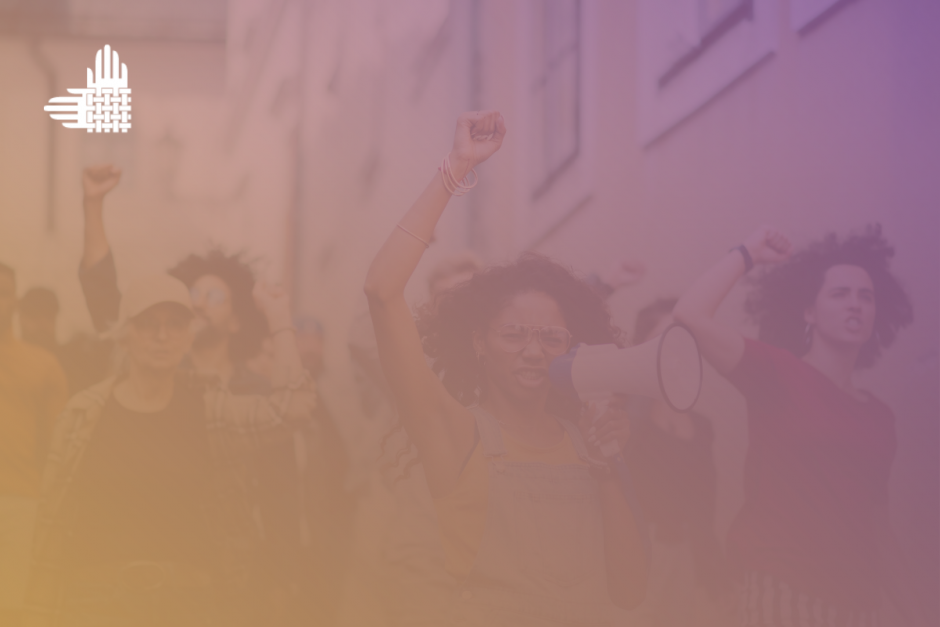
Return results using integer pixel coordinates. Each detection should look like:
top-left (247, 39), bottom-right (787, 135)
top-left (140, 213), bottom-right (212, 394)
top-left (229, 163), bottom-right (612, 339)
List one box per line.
top-left (549, 323), bottom-right (703, 412)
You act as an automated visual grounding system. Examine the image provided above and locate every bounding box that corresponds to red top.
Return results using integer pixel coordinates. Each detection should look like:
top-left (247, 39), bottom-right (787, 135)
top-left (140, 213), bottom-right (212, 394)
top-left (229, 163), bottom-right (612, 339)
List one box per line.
top-left (726, 339), bottom-right (895, 610)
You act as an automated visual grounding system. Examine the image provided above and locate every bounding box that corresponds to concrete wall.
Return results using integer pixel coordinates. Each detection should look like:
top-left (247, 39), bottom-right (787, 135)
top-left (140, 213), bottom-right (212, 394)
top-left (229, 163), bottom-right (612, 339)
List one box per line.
top-left (293, 0), bottom-right (938, 619)
top-left (0, 0), bottom-right (301, 339)
top-left (482, 0), bottom-right (939, 616)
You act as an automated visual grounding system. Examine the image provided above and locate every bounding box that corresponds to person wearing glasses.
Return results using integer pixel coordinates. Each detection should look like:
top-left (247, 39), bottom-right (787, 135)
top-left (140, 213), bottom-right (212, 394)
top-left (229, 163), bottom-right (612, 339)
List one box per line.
top-left (78, 164), bottom-right (269, 395)
top-left (364, 111), bottom-right (648, 626)
top-left (76, 165), bottom-right (324, 625)
top-left (23, 273), bottom-right (315, 627)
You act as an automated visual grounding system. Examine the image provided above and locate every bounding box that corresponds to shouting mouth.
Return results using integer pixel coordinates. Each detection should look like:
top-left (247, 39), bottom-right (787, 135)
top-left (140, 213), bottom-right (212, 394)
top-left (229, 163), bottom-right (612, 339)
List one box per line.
top-left (514, 368), bottom-right (547, 388)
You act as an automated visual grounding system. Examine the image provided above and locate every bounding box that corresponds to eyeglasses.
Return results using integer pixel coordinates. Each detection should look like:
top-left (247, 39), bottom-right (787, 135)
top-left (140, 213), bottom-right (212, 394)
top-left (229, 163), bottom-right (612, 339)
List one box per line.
top-left (492, 324), bottom-right (572, 356)
top-left (190, 287), bottom-right (228, 306)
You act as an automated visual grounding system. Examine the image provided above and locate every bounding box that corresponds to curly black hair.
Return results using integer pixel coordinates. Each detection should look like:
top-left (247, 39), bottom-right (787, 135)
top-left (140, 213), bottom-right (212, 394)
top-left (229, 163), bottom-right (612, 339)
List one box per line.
top-left (633, 298), bottom-right (678, 346)
top-left (745, 224), bottom-right (912, 369)
top-left (416, 253), bottom-right (622, 409)
top-left (168, 249), bottom-right (267, 362)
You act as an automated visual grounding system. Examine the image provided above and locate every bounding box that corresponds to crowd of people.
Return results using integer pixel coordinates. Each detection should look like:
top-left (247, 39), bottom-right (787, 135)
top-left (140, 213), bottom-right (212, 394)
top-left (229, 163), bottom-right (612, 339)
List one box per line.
top-left (0, 110), bottom-right (927, 627)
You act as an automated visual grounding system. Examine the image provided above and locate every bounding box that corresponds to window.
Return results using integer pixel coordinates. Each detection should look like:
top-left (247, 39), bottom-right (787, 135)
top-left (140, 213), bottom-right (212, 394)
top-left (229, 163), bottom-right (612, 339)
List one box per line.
top-left (636, 0), bottom-right (777, 145)
top-left (658, 0), bottom-right (753, 88)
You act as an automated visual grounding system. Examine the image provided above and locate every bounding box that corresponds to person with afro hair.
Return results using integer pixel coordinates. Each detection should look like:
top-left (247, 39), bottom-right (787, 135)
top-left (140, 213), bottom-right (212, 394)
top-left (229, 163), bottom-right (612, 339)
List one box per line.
top-left (675, 224), bottom-right (924, 626)
top-left (79, 164), bottom-right (269, 394)
top-left (365, 111), bottom-right (648, 625)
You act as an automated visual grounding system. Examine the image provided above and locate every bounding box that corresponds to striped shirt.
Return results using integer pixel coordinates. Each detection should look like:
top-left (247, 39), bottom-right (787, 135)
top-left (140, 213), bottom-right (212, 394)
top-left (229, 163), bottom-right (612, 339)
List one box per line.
top-left (739, 571), bottom-right (880, 627)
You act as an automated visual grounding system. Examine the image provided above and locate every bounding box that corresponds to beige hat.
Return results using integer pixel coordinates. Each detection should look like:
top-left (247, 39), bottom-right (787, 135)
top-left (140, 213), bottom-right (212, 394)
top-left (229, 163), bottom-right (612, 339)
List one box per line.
top-left (113, 274), bottom-right (193, 333)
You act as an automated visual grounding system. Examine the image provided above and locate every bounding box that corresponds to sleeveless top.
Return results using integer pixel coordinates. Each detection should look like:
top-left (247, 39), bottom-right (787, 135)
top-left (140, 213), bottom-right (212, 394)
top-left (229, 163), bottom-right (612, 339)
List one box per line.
top-left (440, 406), bottom-right (623, 627)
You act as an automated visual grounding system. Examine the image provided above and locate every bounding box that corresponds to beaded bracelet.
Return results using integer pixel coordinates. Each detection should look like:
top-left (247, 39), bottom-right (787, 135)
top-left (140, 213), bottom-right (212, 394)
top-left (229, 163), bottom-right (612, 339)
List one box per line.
top-left (439, 155), bottom-right (479, 196)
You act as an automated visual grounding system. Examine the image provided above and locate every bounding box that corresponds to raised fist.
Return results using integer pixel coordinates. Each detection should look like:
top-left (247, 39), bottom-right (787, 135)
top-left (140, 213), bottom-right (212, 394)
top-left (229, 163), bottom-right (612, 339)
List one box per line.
top-left (599, 256), bottom-right (647, 291)
top-left (82, 164), bottom-right (122, 200)
top-left (743, 226), bottom-right (792, 266)
top-left (449, 111), bottom-right (507, 179)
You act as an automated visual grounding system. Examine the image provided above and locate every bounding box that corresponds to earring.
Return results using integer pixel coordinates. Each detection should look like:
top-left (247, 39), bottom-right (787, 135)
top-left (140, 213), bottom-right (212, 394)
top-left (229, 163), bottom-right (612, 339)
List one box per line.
top-left (804, 323), bottom-right (813, 349)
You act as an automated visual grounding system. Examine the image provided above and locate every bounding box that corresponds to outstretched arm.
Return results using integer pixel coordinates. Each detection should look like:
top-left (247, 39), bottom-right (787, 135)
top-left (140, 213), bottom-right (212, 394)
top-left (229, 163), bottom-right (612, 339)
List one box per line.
top-left (673, 226), bottom-right (791, 375)
top-left (363, 111), bottom-right (505, 497)
top-left (79, 165), bottom-right (123, 332)
top-left (81, 165), bottom-right (121, 270)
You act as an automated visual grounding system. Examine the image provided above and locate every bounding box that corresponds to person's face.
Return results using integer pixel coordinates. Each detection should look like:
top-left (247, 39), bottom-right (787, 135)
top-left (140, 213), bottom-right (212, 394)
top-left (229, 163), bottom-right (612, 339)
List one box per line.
top-left (122, 303), bottom-right (194, 373)
top-left (189, 274), bottom-right (239, 344)
top-left (0, 273), bottom-right (15, 331)
top-left (805, 264), bottom-right (876, 351)
top-left (473, 291), bottom-right (569, 405)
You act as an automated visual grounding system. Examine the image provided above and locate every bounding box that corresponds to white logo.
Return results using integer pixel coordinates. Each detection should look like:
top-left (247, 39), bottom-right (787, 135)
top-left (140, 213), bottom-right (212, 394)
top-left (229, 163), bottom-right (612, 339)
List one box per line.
top-left (44, 45), bottom-right (131, 133)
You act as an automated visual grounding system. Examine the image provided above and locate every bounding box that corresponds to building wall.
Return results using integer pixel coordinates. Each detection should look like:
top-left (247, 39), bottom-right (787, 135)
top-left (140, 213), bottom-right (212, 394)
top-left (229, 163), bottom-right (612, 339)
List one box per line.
top-left (294, 0), bottom-right (938, 619)
top-left (0, 0), bottom-right (301, 340)
top-left (478, 0), bottom-right (939, 616)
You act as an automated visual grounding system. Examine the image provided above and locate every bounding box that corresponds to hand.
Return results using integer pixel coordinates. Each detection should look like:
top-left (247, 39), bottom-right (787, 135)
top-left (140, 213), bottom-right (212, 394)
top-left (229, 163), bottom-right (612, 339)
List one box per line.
top-left (743, 225), bottom-right (792, 266)
top-left (578, 398), bottom-right (631, 458)
top-left (252, 281), bottom-right (292, 330)
top-left (449, 110), bottom-right (507, 179)
top-left (83, 164), bottom-right (122, 200)
top-left (599, 257), bottom-right (647, 290)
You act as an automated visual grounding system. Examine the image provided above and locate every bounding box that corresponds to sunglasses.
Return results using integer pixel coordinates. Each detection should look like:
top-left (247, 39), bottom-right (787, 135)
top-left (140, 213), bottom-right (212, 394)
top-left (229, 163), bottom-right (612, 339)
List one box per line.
top-left (492, 324), bottom-right (572, 356)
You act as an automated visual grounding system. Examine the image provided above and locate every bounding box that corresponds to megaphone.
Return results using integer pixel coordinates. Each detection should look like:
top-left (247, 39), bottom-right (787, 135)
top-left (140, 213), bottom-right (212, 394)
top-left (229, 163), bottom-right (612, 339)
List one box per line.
top-left (549, 323), bottom-right (703, 456)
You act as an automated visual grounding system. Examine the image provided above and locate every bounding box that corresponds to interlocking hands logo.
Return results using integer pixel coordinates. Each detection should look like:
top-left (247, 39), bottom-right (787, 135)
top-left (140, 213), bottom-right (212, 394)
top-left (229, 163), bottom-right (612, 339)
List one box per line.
top-left (44, 45), bottom-right (131, 133)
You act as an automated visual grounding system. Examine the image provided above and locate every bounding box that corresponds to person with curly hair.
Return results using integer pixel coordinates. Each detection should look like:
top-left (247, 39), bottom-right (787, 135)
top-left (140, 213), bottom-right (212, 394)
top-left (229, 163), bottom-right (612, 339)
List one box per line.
top-left (22, 274), bottom-right (314, 627)
top-left (79, 164), bottom-right (269, 394)
top-left (674, 225), bottom-right (924, 626)
top-left (76, 165), bottom-right (321, 626)
top-left (364, 111), bottom-right (647, 625)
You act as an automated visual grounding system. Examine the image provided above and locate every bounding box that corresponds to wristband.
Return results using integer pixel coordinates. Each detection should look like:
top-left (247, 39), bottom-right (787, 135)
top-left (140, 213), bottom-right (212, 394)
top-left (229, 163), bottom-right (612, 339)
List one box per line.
top-left (731, 245), bottom-right (754, 274)
top-left (396, 223), bottom-right (431, 249)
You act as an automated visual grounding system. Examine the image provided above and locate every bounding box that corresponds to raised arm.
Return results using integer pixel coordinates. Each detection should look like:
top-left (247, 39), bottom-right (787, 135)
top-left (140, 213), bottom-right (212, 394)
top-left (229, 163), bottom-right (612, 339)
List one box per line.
top-left (363, 111), bottom-right (505, 496)
top-left (79, 165), bottom-right (123, 332)
top-left (81, 165), bottom-right (121, 270)
top-left (673, 226), bottom-right (791, 375)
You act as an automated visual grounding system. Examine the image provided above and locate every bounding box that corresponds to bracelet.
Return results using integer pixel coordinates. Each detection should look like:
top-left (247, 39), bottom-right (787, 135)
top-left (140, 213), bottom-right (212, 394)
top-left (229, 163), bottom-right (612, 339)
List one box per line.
top-left (396, 224), bottom-right (430, 249)
top-left (270, 326), bottom-right (296, 338)
top-left (439, 155), bottom-right (478, 196)
top-left (731, 245), bottom-right (754, 273)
